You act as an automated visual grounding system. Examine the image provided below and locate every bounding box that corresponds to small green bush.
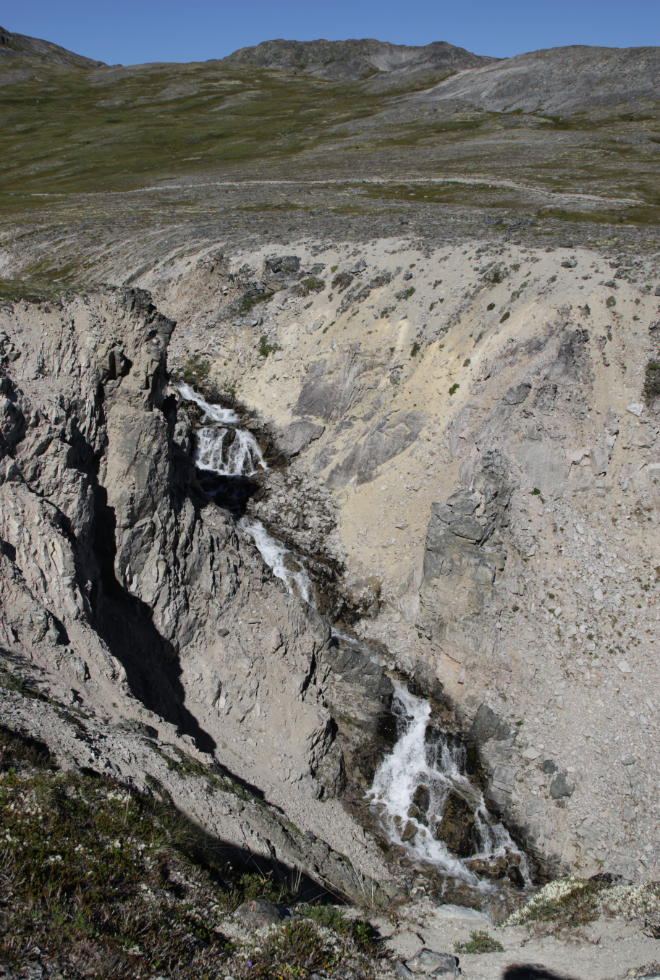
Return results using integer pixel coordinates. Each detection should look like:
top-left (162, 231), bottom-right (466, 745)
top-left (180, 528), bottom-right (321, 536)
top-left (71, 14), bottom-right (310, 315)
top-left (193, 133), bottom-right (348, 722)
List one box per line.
top-left (463, 357), bottom-right (471, 366)
top-left (246, 920), bottom-right (335, 979)
top-left (643, 360), bottom-right (660, 404)
top-left (293, 276), bottom-right (325, 297)
top-left (499, 311), bottom-right (510, 323)
top-left (455, 931), bottom-right (504, 954)
top-left (449, 383), bottom-right (460, 396)
top-left (182, 355), bottom-right (210, 383)
top-left (258, 334), bottom-right (280, 357)
top-left (606, 296), bottom-right (616, 308)
top-left (487, 302), bottom-right (495, 311)
top-left (303, 905), bottom-right (375, 952)
top-left (483, 264), bottom-right (507, 284)
top-left (411, 341), bottom-right (421, 356)
top-left (239, 290), bottom-right (274, 314)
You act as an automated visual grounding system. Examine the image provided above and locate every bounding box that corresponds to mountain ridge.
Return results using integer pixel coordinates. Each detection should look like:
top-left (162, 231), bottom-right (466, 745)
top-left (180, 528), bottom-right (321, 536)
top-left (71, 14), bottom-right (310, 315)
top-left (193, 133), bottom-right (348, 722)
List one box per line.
top-left (0, 24), bottom-right (105, 69)
top-left (217, 37), bottom-right (497, 81)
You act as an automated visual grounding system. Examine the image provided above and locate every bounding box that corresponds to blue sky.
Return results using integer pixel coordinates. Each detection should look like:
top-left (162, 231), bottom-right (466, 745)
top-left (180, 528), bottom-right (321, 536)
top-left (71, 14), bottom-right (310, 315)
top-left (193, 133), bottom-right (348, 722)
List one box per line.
top-left (6, 0), bottom-right (659, 66)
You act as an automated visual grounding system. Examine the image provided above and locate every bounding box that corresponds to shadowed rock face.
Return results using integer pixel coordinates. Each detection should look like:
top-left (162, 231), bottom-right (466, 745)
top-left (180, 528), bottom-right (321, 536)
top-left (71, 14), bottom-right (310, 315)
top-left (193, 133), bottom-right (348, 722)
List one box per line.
top-left (0, 288), bottom-right (340, 789)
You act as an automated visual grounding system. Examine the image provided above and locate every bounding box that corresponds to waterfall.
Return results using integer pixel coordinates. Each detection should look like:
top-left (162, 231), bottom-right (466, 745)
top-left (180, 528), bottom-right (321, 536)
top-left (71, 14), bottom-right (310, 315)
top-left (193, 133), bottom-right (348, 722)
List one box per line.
top-left (178, 384), bottom-right (528, 886)
top-left (176, 383), bottom-right (310, 599)
top-left (239, 516), bottom-right (312, 602)
top-left (368, 681), bottom-right (529, 885)
top-left (176, 381), bottom-right (240, 424)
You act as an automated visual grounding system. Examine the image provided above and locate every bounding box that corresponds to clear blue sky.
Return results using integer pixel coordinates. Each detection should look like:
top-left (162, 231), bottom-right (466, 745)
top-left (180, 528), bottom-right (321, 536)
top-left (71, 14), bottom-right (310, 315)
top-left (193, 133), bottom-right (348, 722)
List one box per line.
top-left (5, 0), bottom-right (659, 66)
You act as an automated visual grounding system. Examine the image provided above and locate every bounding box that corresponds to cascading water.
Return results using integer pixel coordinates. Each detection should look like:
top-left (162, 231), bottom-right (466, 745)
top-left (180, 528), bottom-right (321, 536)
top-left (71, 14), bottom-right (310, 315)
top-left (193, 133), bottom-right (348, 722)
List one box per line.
top-left (176, 383), bottom-right (312, 600)
top-left (177, 383), bottom-right (529, 890)
top-left (368, 681), bottom-right (529, 887)
top-left (239, 516), bottom-right (312, 602)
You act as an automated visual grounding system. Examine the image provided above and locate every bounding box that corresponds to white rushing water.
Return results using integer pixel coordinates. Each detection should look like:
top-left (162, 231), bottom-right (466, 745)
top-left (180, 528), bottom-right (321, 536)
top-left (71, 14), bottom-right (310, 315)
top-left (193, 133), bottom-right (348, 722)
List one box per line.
top-left (369, 681), bottom-right (527, 884)
top-left (239, 516), bottom-right (312, 602)
top-left (195, 425), bottom-right (266, 477)
top-left (176, 382), bottom-right (240, 424)
top-left (177, 383), bottom-right (310, 599)
top-left (178, 384), bottom-right (526, 883)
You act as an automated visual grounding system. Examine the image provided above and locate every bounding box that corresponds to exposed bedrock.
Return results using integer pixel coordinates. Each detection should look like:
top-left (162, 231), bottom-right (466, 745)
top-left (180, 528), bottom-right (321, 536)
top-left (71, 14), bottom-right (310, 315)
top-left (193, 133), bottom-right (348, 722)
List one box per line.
top-left (0, 288), bottom-right (398, 901)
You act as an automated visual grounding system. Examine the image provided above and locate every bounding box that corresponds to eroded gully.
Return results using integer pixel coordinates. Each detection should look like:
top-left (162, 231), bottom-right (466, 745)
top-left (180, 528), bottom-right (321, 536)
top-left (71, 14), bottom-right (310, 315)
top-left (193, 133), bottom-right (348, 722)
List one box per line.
top-left (177, 383), bottom-right (531, 910)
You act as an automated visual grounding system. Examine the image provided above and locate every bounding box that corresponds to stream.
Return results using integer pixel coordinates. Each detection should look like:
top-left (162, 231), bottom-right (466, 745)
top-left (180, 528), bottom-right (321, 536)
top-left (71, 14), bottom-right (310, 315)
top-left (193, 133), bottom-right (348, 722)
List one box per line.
top-left (177, 383), bottom-right (530, 897)
top-left (369, 682), bottom-right (529, 890)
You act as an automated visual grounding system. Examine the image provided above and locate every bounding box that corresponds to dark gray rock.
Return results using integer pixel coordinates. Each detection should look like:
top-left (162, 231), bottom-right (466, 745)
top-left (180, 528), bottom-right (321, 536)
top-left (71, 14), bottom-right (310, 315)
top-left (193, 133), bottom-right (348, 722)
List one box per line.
top-left (469, 704), bottom-right (511, 745)
top-left (550, 773), bottom-right (574, 799)
top-left (542, 759), bottom-right (558, 774)
top-left (502, 382), bottom-right (532, 405)
top-left (446, 490), bottom-right (480, 515)
top-left (277, 419), bottom-right (324, 458)
top-left (235, 897), bottom-right (283, 928)
top-left (544, 327), bottom-right (592, 385)
top-left (448, 516), bottom-right (488, 543)
top-left (264, 255), bottom-right (301, 276)
top-left (406, 948), bottom-right (459, 976)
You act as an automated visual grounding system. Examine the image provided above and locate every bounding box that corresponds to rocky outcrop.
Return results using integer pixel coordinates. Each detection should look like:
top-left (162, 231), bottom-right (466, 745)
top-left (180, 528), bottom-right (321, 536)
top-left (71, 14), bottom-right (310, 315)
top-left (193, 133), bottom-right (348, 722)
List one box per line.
top-left (0, 288), bottom-right (398, 899)
top-left (326, 409), bottom-right (427, 488)
top-left (416, 449), bottom-right (512, 659)
top-left (319, 639), bottom-right (394, 795)
top-left (420, 45), bottom-right (660, 113)
top-left (218, 38), bottom-right (495, 81)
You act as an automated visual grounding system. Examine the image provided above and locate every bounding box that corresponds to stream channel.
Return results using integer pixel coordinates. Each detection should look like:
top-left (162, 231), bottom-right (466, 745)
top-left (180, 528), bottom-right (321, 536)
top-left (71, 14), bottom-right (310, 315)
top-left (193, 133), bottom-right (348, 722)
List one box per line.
top-left (177, 382), bottom-right (531, 908)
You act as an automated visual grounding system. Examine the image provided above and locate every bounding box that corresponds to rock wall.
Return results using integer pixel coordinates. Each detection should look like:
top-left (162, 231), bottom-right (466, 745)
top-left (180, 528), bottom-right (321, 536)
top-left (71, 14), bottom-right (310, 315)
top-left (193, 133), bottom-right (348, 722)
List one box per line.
top-left (153, 237), bottom-right (660, 885)
top-left (0, 288), bottom-right (397, 898)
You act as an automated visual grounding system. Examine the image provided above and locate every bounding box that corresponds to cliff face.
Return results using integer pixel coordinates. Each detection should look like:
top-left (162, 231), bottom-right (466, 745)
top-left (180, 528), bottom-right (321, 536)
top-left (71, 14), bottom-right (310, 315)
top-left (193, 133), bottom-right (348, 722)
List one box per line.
top-left (151, 236), bottom-right (660, 885)
top-left (0, 287), bottom-right (396, 900)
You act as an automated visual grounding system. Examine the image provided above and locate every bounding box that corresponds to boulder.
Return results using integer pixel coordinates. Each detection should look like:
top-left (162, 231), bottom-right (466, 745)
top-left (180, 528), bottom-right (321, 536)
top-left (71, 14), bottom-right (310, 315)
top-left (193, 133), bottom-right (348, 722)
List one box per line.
top-left (433, 790), bottom-right (476, 857)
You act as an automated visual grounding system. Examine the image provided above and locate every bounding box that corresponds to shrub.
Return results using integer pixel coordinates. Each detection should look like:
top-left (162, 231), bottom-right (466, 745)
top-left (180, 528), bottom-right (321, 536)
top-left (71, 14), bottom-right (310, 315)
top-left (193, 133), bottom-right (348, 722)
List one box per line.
top-left (239, 290), bottom-right (274, 314)
top-left (182, 355), bottom-right (210, 383)
top-left (455, 931), bottom-right (504, 954)
top-left (483, 264), bottom-right (507, 284)
top-left (449, 383), bottom-right (460, 396)
top-left (258, 335), bottom-right (280, 357)
top-left (244, 920), bottom-right (335, 979)
top-left (487, 302), bottom-right (495, 311)
top-left (499, 311), bottom-right (510, 323)
top-left (606, 296), bottom-right (616, 308)
top-left (293, 276), bottom-right (325, 297)
top-left (411, 341), bottom-right (421, 356)
top-left (331, 272), bottom-right (353, 292)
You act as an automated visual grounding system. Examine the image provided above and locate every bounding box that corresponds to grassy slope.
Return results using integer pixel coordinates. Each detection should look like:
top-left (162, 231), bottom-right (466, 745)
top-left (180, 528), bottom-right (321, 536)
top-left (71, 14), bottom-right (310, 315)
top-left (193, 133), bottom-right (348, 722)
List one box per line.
top-left (0, 724), bottom-right (379, 980)
top-left (0, 55), bottom-right (659, 298)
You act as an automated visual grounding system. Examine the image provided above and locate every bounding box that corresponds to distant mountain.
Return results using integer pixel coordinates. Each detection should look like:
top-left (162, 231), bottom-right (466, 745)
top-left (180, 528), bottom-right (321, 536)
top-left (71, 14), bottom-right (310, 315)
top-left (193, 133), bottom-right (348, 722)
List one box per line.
top-left (0, 24), bottom-right (105, 69)
top-left (418, 44), bottom-right (660, 112)
top-left (218, 38), bottom-right (496, 81)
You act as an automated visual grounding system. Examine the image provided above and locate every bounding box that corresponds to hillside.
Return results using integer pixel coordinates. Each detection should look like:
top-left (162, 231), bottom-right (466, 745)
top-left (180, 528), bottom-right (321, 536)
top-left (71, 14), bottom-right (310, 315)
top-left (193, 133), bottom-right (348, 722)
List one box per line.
top-left (1, 25), bottom-right (660, 980)
top-left (0, 23), bottom-right (105, 68)
top-left (419, 44), bottom-right (660, 113)
top-left (219, 37), bottom-right (496, 81)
